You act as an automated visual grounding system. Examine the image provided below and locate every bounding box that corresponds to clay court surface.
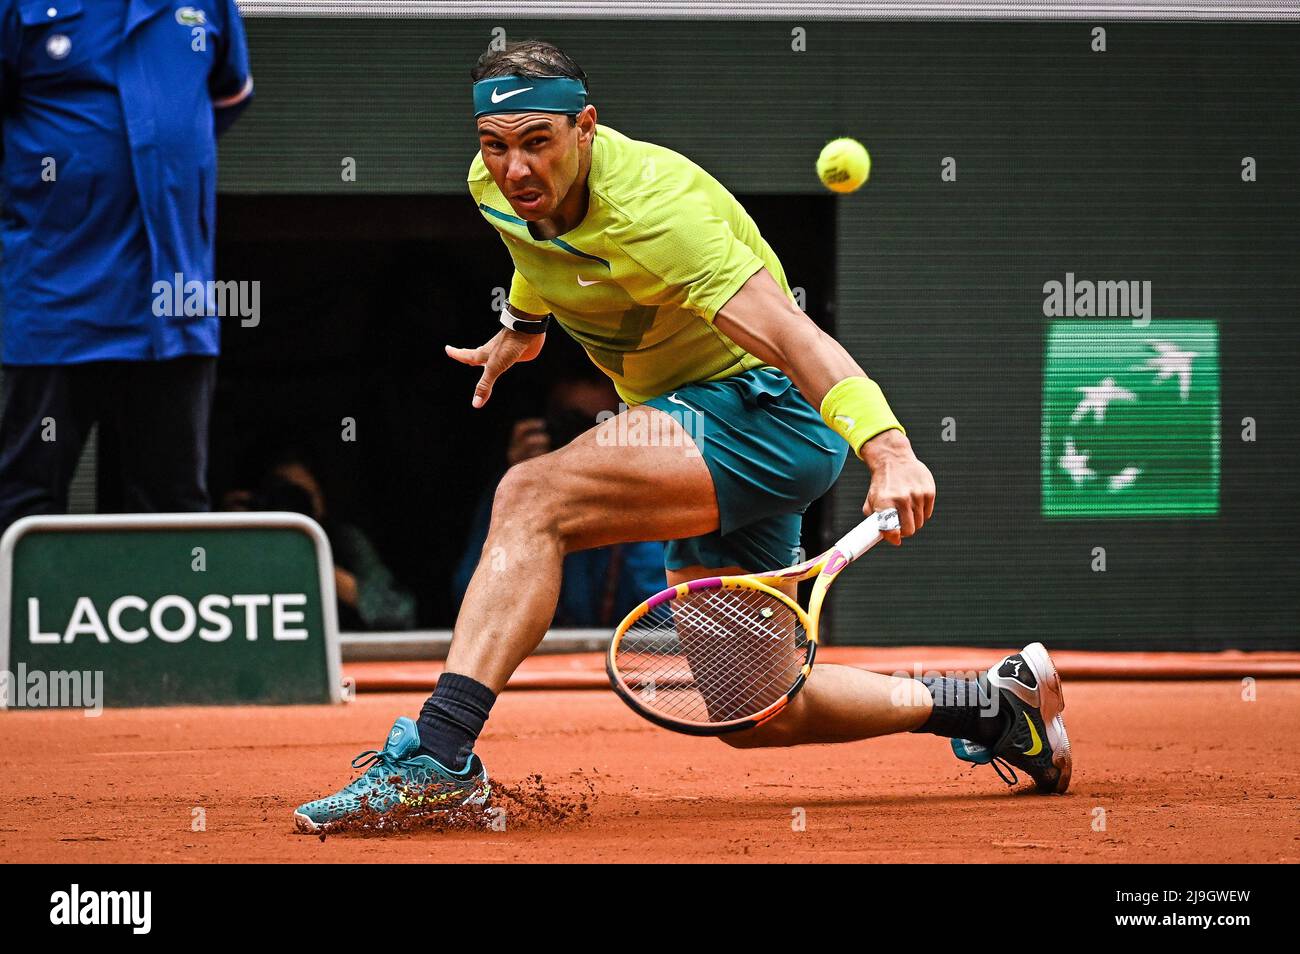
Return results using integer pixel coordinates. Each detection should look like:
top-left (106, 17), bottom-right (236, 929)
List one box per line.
top-left (2, 672), bottom-right (1297, 864)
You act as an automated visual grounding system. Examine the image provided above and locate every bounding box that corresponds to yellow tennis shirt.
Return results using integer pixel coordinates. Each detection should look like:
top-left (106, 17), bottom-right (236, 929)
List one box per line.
top-left (468, 124), bottom-right (793, 405)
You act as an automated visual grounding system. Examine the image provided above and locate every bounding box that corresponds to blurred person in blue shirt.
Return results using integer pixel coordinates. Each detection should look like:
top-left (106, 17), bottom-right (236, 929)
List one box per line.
top-left (0, 0), bottom-right (252, 535)
top-left (454, 371), bottom-right (667, 628)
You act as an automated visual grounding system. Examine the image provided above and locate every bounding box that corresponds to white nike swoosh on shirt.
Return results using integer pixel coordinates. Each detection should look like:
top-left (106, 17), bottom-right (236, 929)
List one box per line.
top-left (576, 276), bottom-right (604, 286)
top-left (491, 86), bottom-right (533, 103)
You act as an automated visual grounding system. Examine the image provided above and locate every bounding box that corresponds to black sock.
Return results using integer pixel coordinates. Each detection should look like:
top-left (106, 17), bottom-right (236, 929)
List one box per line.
top-left (415, 673), bottom-right (497, 770)
top-left (911, 675), bottom-right (1006, 746)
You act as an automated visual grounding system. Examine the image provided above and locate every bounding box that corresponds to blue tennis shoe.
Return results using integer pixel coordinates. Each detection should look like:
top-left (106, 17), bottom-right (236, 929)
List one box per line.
top-left (294, 717), bottom-right (490, 832)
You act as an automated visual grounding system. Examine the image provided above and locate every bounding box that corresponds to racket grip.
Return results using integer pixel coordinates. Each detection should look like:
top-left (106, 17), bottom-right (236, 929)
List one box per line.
top-left (839, 508), bottom-right (901, 560)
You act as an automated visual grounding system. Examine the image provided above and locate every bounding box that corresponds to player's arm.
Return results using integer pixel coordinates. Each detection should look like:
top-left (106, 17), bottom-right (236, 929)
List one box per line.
top-left (713, 267), bottom-right (935, 540)
top-left (445, 270), bottom-right (549, 408)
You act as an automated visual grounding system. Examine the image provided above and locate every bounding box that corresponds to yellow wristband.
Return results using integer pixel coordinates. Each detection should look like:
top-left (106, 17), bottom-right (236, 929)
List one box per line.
top-left (819, 376), bottom-right (905, 455)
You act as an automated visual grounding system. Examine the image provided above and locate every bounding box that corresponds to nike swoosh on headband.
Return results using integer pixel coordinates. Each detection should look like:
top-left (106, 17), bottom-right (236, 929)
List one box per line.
top-left (491, 86), bottom-right (533, 103)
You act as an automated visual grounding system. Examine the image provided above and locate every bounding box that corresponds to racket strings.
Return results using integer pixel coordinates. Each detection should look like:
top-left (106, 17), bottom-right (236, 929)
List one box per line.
top-left (660, 594), bottom-right (802, 714)
top-left (615, 586), bottom-right (808, 725)
top-left (641, 591), bottom-right (804, 722)
top-left (619, 590), bottom-right (778, 690)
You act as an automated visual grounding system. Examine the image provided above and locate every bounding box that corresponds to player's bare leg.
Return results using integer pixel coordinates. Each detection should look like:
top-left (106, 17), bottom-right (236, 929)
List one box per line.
top-left (293, 405), bottom-right (720, 831)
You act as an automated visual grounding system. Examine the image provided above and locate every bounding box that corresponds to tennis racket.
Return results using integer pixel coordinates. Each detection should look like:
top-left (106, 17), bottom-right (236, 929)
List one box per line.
top-left (607, 508), bottom-right (900, 736)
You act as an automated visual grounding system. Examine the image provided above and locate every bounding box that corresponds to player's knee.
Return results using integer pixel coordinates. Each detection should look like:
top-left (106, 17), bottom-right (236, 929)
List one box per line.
top-left (493, 459), bottom-right (550, 519)
top-left (491, 458), bottom-right (567, 538)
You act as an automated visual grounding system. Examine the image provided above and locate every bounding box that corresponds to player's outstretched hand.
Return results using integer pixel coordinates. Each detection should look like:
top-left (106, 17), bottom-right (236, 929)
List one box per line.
top-left (861, 429), bottom-right (935, 545)
top-left (445, 328), bottom-right (545, 408)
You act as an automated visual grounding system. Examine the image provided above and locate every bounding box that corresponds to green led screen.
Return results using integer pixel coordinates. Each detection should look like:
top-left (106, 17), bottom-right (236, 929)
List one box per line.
top-left (1042, 321), bottom-right (1220, 519)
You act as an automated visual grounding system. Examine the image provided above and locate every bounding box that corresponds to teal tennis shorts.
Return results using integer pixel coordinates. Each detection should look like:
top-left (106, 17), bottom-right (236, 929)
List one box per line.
top-left (642, 366), bottom-right (849, 573)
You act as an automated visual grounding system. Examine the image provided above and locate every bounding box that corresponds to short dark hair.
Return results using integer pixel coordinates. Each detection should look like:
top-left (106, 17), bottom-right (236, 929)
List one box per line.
top-left (471, 40), bottom-right (588, 125)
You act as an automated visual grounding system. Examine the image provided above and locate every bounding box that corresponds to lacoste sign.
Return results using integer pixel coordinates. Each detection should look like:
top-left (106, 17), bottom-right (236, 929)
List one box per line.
top-left (2, 514), bottom-right (343, 706)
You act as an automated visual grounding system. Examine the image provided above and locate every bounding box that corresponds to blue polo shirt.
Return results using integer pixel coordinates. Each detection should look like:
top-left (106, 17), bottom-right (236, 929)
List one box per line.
top-left (0, 0), bottom-right (251, 365)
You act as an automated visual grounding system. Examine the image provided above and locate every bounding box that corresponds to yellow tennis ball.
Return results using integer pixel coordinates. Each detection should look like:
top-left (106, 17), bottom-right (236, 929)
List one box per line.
top-left (816, 138), bottom-right (871, 194)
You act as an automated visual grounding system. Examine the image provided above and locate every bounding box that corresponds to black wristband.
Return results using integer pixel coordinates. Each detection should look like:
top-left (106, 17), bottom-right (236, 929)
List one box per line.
top-left (500, 304), bottom-right (551, 334)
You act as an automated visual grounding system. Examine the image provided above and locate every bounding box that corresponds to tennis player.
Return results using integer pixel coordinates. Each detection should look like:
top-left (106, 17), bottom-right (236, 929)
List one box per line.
top-left (295, 41), bottom-right (1070, 831)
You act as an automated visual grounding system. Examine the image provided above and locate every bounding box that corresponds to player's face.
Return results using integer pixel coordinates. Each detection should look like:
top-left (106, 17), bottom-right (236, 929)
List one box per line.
top-left (477, 109), bottom-right (592, 220)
